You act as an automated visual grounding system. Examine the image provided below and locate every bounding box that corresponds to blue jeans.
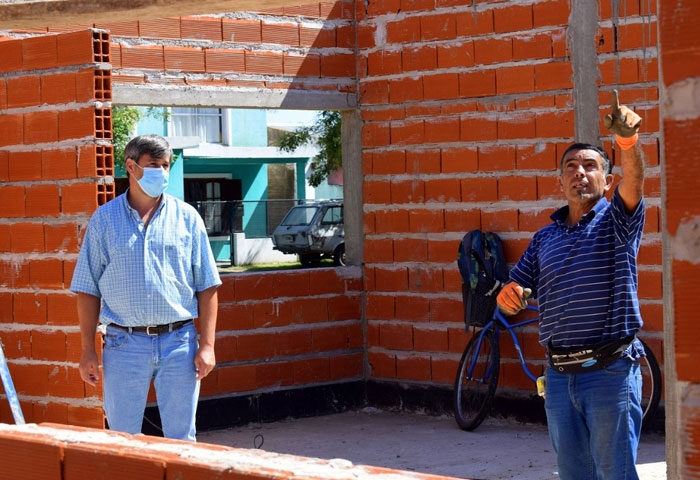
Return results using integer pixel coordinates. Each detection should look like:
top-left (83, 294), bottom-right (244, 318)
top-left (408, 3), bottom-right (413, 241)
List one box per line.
top-left (102, 322), bottom-right (200, 441)
top-left (544, 357), bottom-right (642, 480)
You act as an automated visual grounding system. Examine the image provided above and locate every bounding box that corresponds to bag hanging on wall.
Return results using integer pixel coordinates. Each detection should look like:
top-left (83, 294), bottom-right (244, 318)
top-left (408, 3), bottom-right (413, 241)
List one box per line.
top-left (457, 230), bottom-right (508, 330)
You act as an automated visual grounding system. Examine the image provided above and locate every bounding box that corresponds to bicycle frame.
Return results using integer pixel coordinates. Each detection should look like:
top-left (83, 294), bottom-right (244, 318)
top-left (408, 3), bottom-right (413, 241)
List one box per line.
top-left (467, 305), bottom-right (541, 384)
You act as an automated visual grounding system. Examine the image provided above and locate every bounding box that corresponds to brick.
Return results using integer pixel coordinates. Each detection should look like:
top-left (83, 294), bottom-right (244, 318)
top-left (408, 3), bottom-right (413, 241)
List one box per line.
top-left (478, 145), bottom-right (516, 171)
top-left (56, 30), bottom-right (96, 66)
top-left (293, 357), bottom-right (330, 384)
top-left (14, 291), bottom-right (47, 324)
top-left (386, 16), bottom-right (421, 44)
top-left (494, 4), bottom-right (533, 33)
top-left (402, 45), bottom-right (437, 72)
top-left (41, 72), bottom-right (77, 105)
top-left (29, 258), bottom-right (64, 289)
top-left (164, 46), bottom-right (205, 73)
top-left (0, 77), bottom-right (5, 109)
top-left (0, 185), bottom-right (25, 217)
top-left (22, 35), bottom-right (58, 70)
top-left (222, 18), bottom-right (261, 43)
top-left (10, 222), bottom-right (44, 253)
top-left (394, 238), bottom-right (429, 263)
top-left (456, 9), bottom-right (494, 36)
top-left (60, 183), bottom-right (98, 215)
top-left (0, 430), bottom-right (63, 479)
top-left (498, 175), bottom-right (538, 201)
top-left (497, 113), bottom-right (536, 140)
top-left (138, 17), bottom-right (180, 39)
top-left (421, 13), bottom-right (457, 41)
top-left (474, 37), bottom-right (512, 65)
top-left (437, 42), bottom-right (474, 69)
top-left (513, 33), bottom-right (553, 61)
top-left (423, 73), bottom-right (459, 100)
top-left (320, 52), bottom-right (355, 77)
top-left (120, 44), bottom-right (164, 70)
top-left (388, 76), bottom-right (422, 104)
top-left (497, 64), bottom-right (534, 94)
top-left (25, 183), bottom-right (59, 218)
top-left (390, 179), bottom-right (424, 204)
top-left (516, 143), bottom-right (557, 170)
top-left (8, 151), bottom-right (41, 181)
top-left (408, 266), bottom-right (444, 293)
top-left (180, 17), bottom-right (222, 42)
top-left (63, 442), bottom-right (167, 479)
top-left (397, 354), bottom-right (431, 381)
top-left (42, 148), bottom-right (78, 180)
top-left (535, 61), bottom-right (572, 91)
top-left (0, 38), bottom-right (22, 73)
top-left (390, 119), bottom-right (425, 146)
top-left (425, 178), bottom-right (461, 202)
top-left (534, 0), bottom-right (570, 27)
top-left (58, 107), bottom-right (96, 141)
top-left (283, 52), bottom-right (320, 77)
top-left (460, 116), bottom-right (497, 142)
top-left (459, 177), bottom-right (498, 202)
top-left (47, 292), bottom-right (78, 326)
top-left (7, 75), bottom-right (41, 108)
top-left (245, 51), bottom-right (283, 75)
top-left (0, 113), bottom-right (23, 147)
top-left (368, 351), bottom-right (396, 378)
top-left (535, 110), bottom-right (575, 138)
top-left (24, 110), bottom-right (59, 144)
top-left (318, 25), bottom-right (342, 49)
top-left (459, 69), bottom-right (496, 98)
top-left (204, 47), bottom-right (245, 73)
top-left (262, 21), bottom-right (299, 46)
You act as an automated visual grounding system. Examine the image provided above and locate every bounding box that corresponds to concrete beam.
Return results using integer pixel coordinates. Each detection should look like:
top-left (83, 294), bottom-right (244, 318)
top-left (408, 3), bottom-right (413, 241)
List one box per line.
top-left (0, 0), bottom-right (296, 29)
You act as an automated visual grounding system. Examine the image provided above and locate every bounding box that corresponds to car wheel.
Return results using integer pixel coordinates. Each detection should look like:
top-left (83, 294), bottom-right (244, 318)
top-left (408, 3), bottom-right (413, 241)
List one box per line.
top-left (333, 244), bottom-right (346, 266)
top-left (299, 253), bottom-right (321, 267)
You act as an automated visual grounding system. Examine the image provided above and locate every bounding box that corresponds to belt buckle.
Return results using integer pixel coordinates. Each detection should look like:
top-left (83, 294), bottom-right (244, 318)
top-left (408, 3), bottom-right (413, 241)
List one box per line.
top-left (145, 325), bottom-right (159, 336)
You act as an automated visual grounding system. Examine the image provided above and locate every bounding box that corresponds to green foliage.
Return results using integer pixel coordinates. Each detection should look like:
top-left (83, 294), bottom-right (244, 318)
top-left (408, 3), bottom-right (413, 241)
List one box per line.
top-left (111, 106), bottom-right (169, 171)
top-left (277, 110), bottom-right (342, 188)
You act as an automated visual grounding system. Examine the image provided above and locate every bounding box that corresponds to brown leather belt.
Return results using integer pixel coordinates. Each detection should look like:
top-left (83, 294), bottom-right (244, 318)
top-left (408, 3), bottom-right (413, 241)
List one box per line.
top-left (108, 320), bottom-right (193, 336)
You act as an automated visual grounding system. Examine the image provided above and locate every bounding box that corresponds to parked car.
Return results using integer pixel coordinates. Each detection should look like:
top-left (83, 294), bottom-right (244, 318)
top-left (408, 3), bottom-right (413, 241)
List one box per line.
top-left (271, 200), bottom-right (345, 266)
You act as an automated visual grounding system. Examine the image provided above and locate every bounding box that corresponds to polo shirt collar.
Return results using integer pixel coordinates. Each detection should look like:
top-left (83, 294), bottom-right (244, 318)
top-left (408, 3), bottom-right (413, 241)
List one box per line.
top-left (551, 195), bottom-right (609, 228)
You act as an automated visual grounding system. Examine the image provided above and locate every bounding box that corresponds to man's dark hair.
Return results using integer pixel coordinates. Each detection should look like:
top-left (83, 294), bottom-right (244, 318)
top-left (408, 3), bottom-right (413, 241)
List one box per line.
top-left (124, 134), bottom-right (172, 165)
top-left (560, 143), bottom-right (612, 175)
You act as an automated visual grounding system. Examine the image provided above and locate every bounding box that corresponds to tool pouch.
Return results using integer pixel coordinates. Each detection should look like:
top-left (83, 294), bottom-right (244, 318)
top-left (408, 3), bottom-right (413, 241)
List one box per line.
top-left (547, 335), bottom-right (635, 374)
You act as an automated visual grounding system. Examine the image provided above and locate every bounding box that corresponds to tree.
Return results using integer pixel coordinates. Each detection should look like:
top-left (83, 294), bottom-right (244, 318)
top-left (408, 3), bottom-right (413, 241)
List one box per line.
top-left (111, 106), bottom-right (168, 171)
top-left (277, 110), bottom-right (341, 188)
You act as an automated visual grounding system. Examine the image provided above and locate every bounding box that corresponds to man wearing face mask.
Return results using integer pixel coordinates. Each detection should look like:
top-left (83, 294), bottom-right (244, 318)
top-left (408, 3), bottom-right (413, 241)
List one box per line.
top-left (70, 134), bottom-right (221, 441)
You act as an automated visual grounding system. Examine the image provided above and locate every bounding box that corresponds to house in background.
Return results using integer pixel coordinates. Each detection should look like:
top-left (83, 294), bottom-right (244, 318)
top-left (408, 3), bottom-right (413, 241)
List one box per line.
top-left (115, 107), bottom-right (342, 265)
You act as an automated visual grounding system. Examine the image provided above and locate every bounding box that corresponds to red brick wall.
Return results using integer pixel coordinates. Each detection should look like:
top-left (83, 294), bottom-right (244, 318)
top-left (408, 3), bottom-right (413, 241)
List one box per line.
top-left (0, 0), bottom-right (664, 430)
top-left (658, 0), bottom-right (700, 477)
top-left (358, 0), bottom-right (662, 391)
top-left (0, 30), bottom-right (114, 427)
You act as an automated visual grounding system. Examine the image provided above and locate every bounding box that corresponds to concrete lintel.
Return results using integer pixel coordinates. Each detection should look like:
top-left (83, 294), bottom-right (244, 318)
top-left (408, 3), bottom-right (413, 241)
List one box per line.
top-left (112, 83), bottom-right (358, 111)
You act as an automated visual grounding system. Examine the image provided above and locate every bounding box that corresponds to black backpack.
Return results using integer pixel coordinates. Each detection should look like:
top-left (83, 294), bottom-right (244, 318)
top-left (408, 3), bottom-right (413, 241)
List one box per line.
top-left (457, 230), bottom-right (509, 330)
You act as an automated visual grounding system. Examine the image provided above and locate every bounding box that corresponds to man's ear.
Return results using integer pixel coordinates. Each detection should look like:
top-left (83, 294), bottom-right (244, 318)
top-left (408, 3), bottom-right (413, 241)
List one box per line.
top-left (604, 173), bottom-right (614, 190)
top-left (557, 175), bottom-right (564, 192)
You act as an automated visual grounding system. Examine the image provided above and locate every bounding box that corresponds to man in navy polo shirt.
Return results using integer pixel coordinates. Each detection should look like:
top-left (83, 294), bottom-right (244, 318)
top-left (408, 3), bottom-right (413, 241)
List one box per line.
top-left (497, 91), bottom-right (645, 480)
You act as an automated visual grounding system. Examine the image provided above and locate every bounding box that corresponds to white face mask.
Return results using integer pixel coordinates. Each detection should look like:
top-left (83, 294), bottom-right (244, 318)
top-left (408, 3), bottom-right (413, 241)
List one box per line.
top-left (133, 162), bottom-right (169, 198)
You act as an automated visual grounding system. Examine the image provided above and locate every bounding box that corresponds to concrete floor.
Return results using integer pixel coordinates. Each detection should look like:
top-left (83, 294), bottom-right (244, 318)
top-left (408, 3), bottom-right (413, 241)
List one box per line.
top-left (199, 408), bottom-right (666, 480)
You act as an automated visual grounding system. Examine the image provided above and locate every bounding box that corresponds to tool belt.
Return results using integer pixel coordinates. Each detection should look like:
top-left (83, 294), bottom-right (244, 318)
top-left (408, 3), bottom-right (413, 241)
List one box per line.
top-left (547, 335), bottom-right (635, 374)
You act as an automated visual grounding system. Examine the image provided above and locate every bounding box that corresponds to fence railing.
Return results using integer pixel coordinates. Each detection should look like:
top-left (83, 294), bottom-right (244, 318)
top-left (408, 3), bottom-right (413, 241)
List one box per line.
top-left (186, 199), bottom-right (301, 238)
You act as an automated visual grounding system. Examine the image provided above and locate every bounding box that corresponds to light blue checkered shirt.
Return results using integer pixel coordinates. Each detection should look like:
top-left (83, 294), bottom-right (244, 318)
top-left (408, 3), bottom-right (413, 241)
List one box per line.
top-left (70, 192), bottom-right (222, 326)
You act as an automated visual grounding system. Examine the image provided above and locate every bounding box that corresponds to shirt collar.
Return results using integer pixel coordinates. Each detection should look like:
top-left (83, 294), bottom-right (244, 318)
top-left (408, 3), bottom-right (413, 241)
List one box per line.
top-left (551, 195), bottom-right (609, 228)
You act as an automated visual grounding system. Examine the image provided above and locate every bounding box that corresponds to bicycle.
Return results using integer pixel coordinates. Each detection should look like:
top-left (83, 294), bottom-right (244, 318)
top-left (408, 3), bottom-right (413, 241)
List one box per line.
top-left (453, 303), bottom-right (662, 432)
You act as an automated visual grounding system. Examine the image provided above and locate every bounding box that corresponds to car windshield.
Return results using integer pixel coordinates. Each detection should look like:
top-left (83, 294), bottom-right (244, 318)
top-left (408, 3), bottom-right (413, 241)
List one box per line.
top-left (280, 206), bottom-right (320, 226)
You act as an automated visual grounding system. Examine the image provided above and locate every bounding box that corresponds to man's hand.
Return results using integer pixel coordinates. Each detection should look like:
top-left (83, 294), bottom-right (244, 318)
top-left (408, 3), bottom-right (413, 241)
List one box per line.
top-left (194, 344), bottom-right (216, 381)
top-left (496, 282), bottom-right (530, 316)
top-left (603, 89), bottom-right (642, 138)
top-left (79, 349), bottom-right (100, 387)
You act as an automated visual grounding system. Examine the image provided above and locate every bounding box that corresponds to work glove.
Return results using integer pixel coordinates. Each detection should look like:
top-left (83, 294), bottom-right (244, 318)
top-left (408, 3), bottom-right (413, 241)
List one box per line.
top-left (496, 282), bottom-right (531, 316)
top-left (603, 89), bottom-right (642, 149)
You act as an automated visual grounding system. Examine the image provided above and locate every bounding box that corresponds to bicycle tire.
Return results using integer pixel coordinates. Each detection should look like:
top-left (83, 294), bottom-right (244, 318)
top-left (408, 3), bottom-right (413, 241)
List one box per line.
top-left (453, 328), bottom-right (500, 431)
top-left (639, 339), bottom-right (662, 430)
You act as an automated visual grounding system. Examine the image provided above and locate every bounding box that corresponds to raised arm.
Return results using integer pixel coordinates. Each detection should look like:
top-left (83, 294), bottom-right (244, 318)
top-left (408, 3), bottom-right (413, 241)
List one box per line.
top-left (603, 89), bottom-right (645, 213)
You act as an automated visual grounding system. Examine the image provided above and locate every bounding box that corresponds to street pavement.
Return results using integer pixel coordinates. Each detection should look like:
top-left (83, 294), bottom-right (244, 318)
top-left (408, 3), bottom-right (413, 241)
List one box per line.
top-left (199, 408), bottom-right (666, 480)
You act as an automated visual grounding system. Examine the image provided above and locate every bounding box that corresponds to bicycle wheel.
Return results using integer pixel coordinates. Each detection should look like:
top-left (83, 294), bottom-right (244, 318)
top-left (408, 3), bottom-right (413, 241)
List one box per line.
top-left (639, 339), bottom-right (662, 430)
top-left (453, 328), bottom-right (500, 431)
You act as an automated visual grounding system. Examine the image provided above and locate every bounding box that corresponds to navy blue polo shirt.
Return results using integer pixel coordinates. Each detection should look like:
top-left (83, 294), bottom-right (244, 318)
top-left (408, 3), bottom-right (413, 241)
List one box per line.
top-left (510, 187), bottom-right (645, 352)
